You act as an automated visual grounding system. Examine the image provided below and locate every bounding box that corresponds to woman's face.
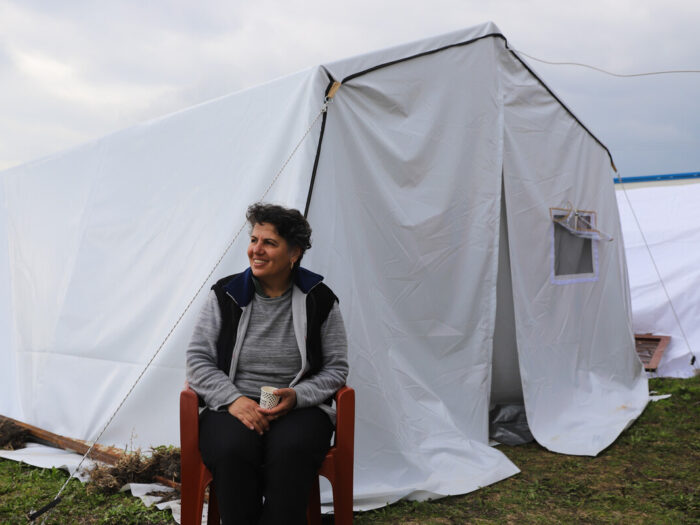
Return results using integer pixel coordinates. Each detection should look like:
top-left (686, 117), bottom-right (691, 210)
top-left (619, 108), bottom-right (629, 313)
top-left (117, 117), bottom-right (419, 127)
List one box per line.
top-left (247, 222), bottom-right (300, 285)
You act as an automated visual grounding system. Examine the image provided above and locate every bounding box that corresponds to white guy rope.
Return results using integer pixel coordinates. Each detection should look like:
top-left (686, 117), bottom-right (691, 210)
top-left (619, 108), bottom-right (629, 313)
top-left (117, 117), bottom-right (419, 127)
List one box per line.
top-left (512, 49), bottom-right (700, 78)
top-left (36, 97), bottom-right (332, 523)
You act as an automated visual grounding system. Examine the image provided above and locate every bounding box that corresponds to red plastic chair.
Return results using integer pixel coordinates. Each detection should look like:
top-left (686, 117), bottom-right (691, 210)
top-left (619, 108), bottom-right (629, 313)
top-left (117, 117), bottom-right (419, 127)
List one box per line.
top-left (180, 384), bottom-right (355, 525)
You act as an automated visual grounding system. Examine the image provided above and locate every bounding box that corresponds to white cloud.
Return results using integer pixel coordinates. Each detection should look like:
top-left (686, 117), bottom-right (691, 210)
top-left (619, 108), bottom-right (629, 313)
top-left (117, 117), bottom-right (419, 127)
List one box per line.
top-left (0, 0), bottom-right (698, 174)
top-left (9, 46), bottom-right (177, 109)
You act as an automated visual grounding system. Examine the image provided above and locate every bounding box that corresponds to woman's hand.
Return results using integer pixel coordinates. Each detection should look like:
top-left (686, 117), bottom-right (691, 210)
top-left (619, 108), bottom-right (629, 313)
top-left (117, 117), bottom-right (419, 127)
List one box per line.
top-left (228, 396), bottom-right (270, 435)
top-left (258, 388), bottom-right (297, 421)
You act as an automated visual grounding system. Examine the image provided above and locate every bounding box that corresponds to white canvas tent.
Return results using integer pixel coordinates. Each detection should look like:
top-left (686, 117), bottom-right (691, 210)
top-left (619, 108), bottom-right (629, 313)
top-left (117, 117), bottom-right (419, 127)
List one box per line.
top-left (616, 179), bottom-right (700, 378)
top-left (0, 22), bottom-right (648, 508)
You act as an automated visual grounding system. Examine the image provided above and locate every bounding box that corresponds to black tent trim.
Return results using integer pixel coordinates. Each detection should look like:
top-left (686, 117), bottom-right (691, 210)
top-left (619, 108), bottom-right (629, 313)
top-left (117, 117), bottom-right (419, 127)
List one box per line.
top-left (303, 74), bottom-right (336, 219)
top-left (342, 32), bottom-right (614, 170)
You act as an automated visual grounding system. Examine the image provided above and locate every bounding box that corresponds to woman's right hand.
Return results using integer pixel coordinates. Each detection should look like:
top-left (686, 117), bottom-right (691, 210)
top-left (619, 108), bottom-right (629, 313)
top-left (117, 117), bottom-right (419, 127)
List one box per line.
top-left (228, 396), bottom-right (269, 435)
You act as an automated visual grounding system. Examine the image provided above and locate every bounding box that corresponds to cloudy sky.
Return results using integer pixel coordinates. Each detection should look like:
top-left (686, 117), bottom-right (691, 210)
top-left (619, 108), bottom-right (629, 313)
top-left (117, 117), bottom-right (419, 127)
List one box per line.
top-left (1, 0), bottom-right (698, 177)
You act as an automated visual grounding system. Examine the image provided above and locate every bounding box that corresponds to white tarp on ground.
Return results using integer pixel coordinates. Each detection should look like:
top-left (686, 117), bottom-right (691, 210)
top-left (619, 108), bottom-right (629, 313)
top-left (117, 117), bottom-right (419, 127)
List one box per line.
top-left (0, 444), bottom-right (184, 522)
top-left (0, 443), bottom-right (95, 481)
top-left (0, 22), bottom-right (647, 509)
top-left (617, 182), bottom-right (700, 378)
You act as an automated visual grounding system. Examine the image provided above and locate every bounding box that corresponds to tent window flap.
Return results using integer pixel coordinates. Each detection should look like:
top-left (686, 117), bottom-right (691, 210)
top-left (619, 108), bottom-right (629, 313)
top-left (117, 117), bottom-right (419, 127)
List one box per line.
top-left (550, 207), bottom-right (600, 284)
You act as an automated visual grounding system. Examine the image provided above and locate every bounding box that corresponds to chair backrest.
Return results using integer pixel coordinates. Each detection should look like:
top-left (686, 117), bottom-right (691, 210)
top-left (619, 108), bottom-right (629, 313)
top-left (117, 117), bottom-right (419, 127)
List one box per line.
top-left (180, 381), bottom-right (202, 461)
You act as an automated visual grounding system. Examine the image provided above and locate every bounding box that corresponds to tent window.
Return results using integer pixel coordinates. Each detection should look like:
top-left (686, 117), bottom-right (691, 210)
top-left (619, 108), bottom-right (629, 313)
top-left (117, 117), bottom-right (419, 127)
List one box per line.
top-left (550, 208), bottom-right (599, 284)
top-left (554, 216), bottom-right (593, 275)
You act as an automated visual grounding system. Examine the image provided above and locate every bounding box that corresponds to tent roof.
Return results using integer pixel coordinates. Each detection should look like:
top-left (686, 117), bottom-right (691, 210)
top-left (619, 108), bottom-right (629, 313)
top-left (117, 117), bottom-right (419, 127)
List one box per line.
top-left (320, 21), bottom-right (614, 171)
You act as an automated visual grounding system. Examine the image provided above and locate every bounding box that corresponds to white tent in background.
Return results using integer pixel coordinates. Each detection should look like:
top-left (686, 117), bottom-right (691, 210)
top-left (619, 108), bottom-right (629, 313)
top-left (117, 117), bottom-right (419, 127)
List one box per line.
top-left (616, 177), bottom-right (700, 378)
top-left (0, 22), bottom-right (648, 509)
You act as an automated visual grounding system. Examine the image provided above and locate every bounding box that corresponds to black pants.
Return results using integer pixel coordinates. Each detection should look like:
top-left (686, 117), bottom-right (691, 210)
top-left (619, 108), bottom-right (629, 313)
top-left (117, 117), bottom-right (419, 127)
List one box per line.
top-left (199, 406), bottom-right (334, 525)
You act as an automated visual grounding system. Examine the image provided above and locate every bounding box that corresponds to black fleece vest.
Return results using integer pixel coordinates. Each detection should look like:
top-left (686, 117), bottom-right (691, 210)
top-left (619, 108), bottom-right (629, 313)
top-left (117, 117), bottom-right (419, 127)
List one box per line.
top-left (211, 273), bottom-right (338, 382)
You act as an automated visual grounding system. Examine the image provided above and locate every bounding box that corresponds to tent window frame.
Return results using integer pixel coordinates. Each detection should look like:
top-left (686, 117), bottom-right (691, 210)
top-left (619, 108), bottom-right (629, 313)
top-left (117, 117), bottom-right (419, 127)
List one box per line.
top-left (549, 207), bottom-right (599, 285)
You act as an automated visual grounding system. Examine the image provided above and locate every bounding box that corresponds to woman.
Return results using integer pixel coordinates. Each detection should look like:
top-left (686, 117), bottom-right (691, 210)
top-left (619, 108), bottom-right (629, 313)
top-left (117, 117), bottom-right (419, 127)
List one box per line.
top-left (186, 202), bottom-right (349, 525)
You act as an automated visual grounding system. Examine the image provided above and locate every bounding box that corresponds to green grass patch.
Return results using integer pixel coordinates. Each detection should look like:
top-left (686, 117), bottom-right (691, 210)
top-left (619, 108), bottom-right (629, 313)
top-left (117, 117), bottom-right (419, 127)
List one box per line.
top-left (1, 376), bottom-right (698, 524)
top-left (0, 459), bottom-right (175, 524)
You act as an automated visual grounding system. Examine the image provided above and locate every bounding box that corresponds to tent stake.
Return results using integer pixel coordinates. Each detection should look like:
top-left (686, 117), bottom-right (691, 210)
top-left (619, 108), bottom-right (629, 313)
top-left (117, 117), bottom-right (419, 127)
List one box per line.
top-left (27, 498), bottom-right (62, 522)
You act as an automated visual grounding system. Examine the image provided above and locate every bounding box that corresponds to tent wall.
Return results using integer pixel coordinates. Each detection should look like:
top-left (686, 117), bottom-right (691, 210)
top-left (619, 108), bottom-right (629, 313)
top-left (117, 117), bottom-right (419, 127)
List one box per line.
top-left (616, 182), bottom-right (700, 377)
top-left (499, 43), bottom-right (648, 455)
top-left (0, 184), bottom-right (21, 419)
top-left (0, 67), bottom-right (329, 445)
top-left (308, 35), bottom-right (520, 507)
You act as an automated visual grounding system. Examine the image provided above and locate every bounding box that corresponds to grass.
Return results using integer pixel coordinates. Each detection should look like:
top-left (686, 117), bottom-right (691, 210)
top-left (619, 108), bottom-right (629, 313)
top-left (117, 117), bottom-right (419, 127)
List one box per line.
top-left (0, 461), bottom-right (174, 524)
top-left (1, 376), bottom-right (698, 524)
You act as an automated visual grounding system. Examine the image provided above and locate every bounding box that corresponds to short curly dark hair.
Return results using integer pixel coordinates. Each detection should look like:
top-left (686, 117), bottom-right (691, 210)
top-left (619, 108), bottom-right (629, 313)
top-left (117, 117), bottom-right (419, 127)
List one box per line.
top-left (246, 202), bottom-right (312, 268)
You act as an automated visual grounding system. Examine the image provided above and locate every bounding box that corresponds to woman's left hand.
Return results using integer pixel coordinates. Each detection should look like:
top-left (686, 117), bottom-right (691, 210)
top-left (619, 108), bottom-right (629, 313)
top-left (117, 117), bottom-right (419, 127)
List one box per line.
top-left (258, 388), bottom-right (297, 420)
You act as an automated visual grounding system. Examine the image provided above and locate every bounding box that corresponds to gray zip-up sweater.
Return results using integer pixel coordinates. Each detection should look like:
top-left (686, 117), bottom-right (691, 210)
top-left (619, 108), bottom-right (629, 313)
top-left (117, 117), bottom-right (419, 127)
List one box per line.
top-left (186, 272), bottom-right (348, 421)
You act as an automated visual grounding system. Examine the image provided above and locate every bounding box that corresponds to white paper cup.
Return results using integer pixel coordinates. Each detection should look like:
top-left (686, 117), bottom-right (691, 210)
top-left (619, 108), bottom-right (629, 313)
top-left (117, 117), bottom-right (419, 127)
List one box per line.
top-left (260, 386), bottom-right (280, 409)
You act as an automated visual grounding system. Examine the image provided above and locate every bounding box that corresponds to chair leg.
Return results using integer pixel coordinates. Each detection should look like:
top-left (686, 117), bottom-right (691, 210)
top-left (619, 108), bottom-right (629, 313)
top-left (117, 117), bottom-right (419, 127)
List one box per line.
top-left (181, 464), bottom-right (208, 525)
top-left (332, 476), bottom-right (353, 525)
top-left (306, 475), bottom-right (322, 525)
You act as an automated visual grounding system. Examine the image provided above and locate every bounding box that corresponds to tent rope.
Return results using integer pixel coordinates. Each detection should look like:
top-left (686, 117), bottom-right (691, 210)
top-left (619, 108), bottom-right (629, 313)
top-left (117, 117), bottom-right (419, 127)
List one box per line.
top-left (512, 49), bottom-right (700, 78)
top-left (617, 180), bottom-right (696, 371)
top-left (34, 96), bottom-right (334, 523)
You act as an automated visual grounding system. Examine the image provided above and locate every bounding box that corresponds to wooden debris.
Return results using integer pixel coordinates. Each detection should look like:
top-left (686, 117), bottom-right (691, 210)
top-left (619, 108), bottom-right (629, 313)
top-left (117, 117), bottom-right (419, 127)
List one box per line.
top-left (0, 415), bottom-right (125, 464)
top-left (0, 418), bottom-right (32, 450)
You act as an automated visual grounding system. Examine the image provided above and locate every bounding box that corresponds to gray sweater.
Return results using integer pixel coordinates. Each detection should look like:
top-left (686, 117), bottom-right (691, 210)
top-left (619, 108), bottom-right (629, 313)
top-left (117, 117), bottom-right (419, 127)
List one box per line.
top-left (234, 288), bottom-right (301, 398)
top-left (186, 283), bottom-right (349, 421)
